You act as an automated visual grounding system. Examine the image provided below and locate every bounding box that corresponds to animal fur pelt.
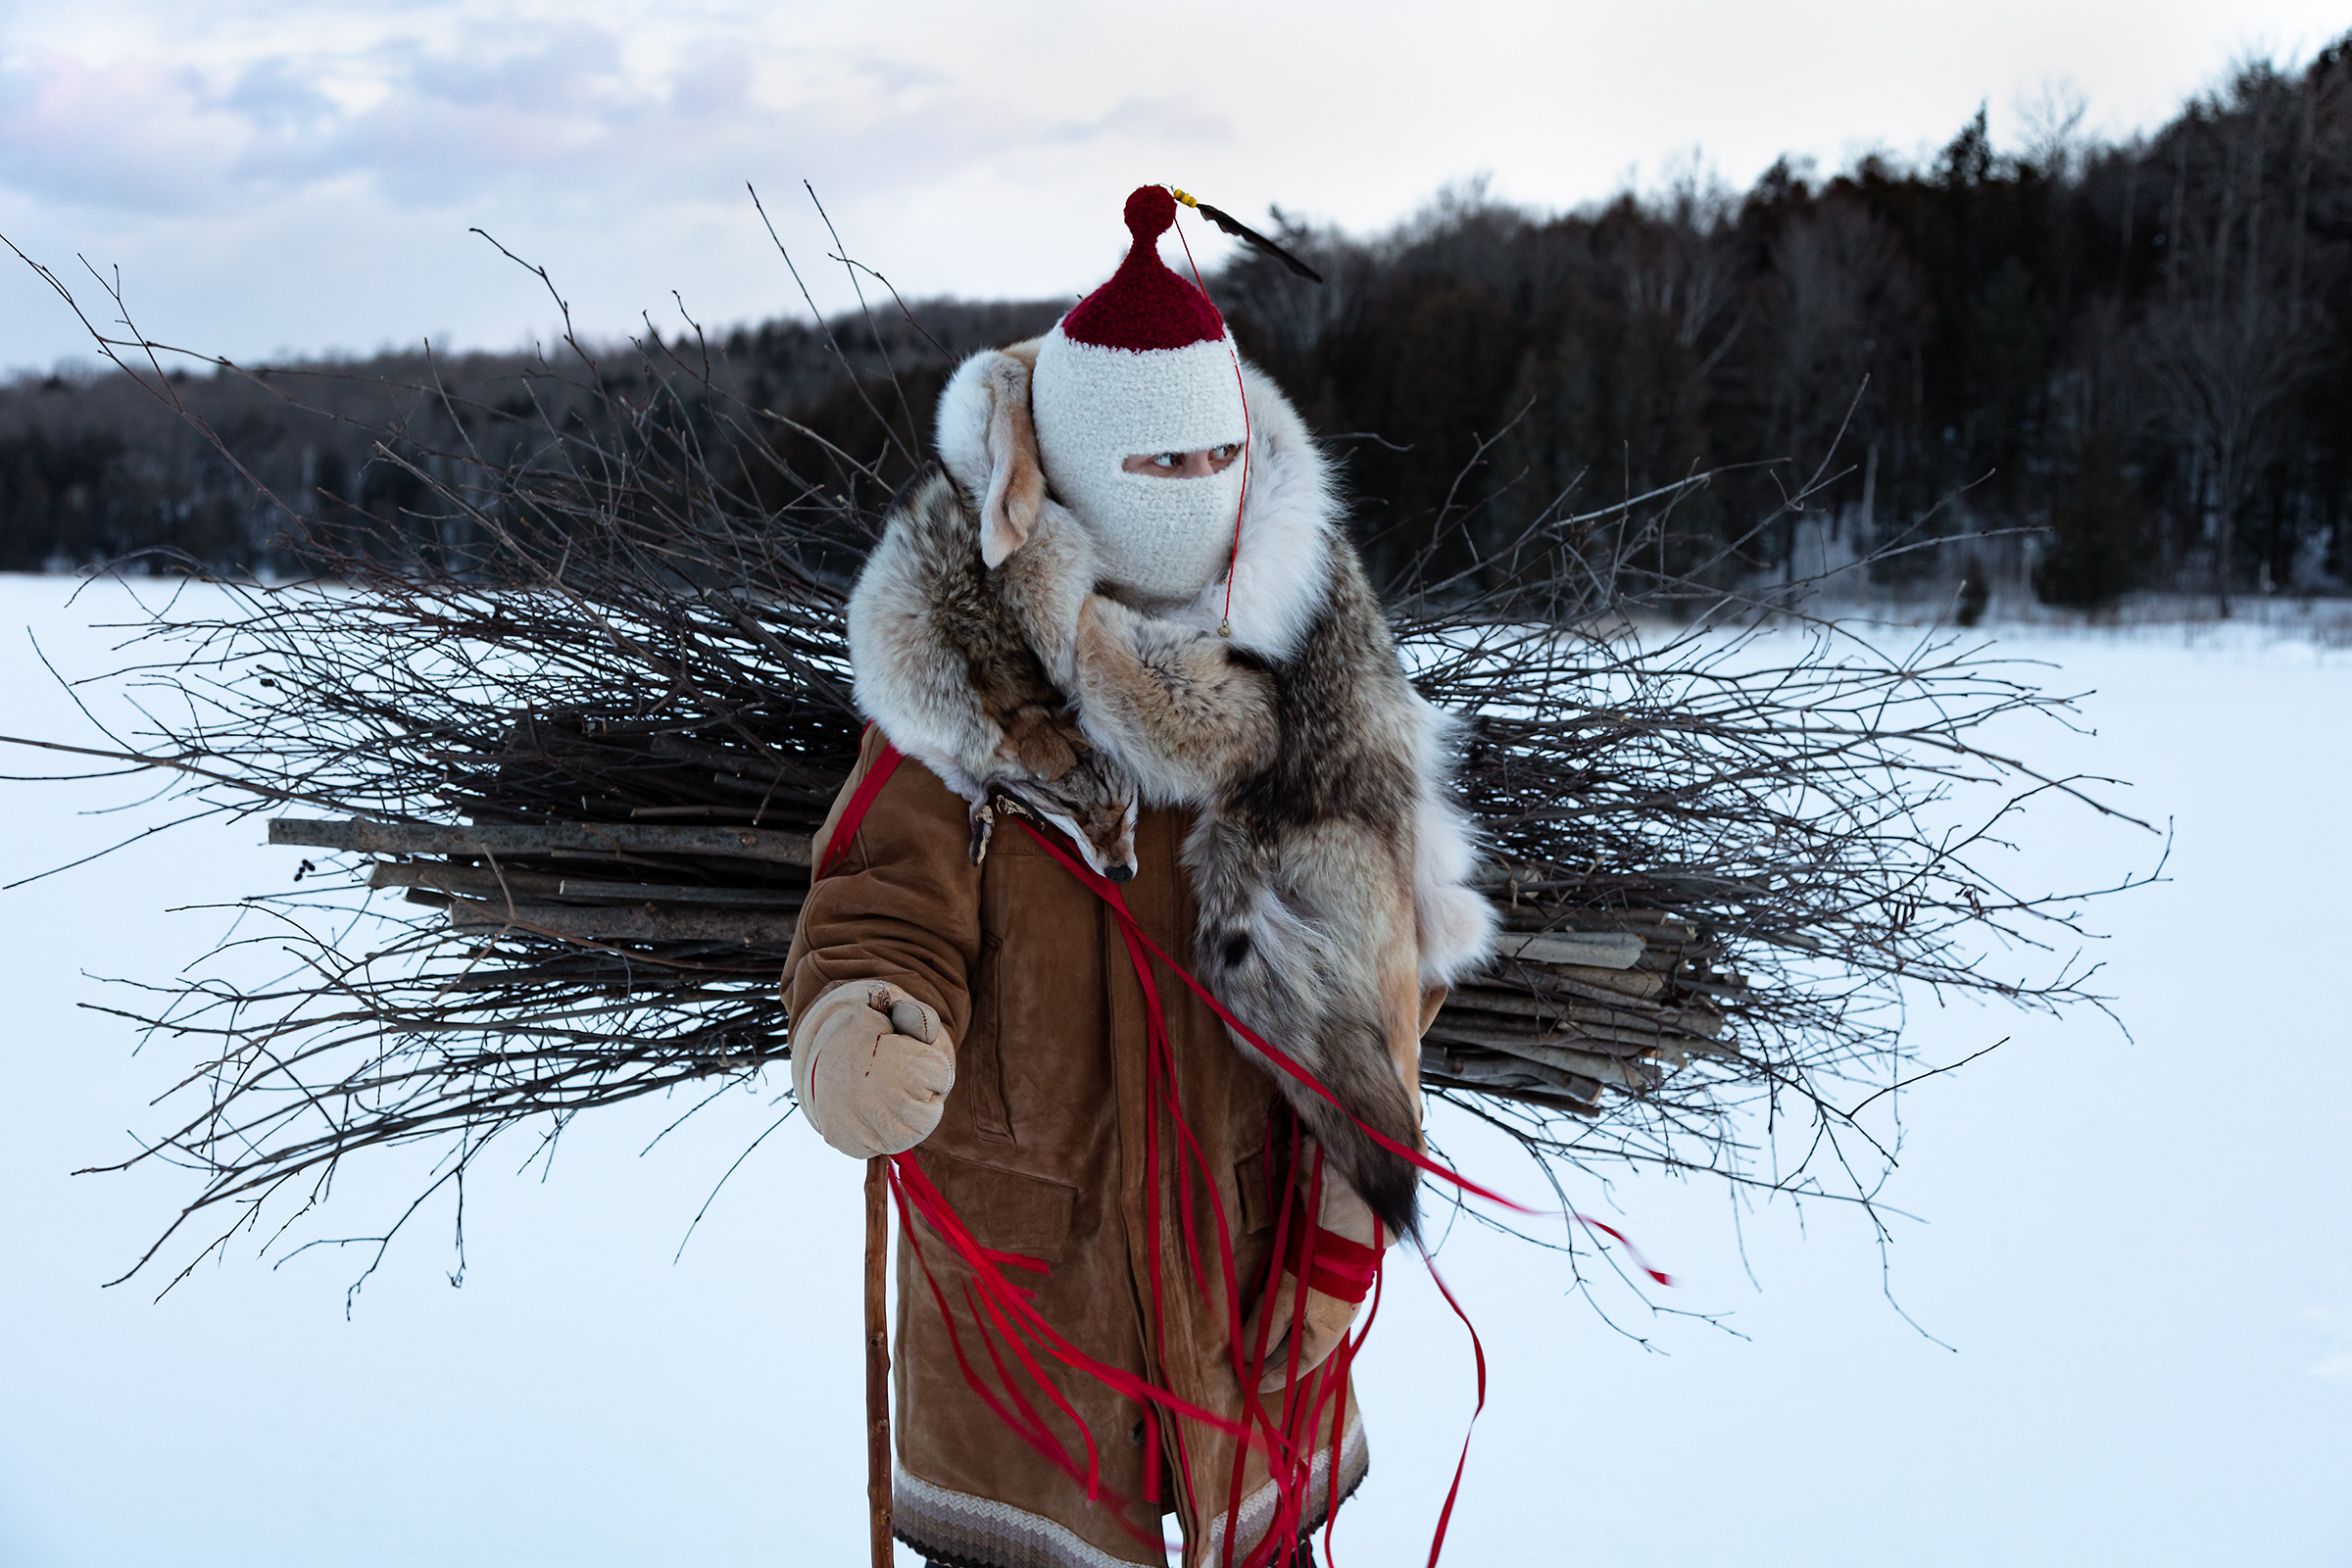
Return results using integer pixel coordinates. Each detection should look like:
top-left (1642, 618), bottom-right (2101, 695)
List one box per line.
top-left (851, 341), bottom-right (1498, 1240)
top-left (846, 350), bottom-right (1140, 878)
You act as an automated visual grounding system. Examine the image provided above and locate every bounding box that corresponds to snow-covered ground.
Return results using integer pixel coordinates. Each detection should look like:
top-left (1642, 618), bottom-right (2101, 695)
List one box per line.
top-left (1, 573), bottom-right (2346, 1568)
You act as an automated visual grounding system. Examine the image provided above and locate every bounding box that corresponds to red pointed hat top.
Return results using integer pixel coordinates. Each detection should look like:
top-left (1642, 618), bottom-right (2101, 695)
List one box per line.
top-left (1059, 185), bottom-right (1227, 353)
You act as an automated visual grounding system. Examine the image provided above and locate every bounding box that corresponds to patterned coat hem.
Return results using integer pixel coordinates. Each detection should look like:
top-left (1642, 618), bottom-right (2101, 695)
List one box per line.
top-left (1200, 1408), bottom-right (1368, 1566)
top-left (894, 1466), bottom-right (1159, 1568)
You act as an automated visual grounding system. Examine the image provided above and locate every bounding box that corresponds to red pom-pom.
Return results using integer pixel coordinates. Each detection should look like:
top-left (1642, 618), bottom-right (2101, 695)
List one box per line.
top-left (1062, 184), bottom-right (1224, 353)
top-left (1123, 184), bottom-right (1177, 241)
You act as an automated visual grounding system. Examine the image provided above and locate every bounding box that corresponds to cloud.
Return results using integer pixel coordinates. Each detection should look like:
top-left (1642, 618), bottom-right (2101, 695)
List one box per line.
top-left (6, 0), bottom-right (2346, 373)
top-left (221, 55), bottom-right (338, 133)
top-left (0, 24), bottom-right (1229, 223)
top-left (0, 51), bottom-right (246, 214)
top-left (1041, 97), bottom-right (1231, 149)
top-left (399, 25), bottom-right (623, 112)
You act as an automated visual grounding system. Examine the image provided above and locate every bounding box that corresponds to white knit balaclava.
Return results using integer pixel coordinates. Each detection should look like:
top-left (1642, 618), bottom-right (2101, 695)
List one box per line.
top-left (1031, 186), bottom-right (1247, 603)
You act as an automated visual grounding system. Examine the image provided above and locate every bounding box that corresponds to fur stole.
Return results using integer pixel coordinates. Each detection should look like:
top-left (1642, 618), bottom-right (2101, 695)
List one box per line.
top-left (847, 344), bottom-right (1497, 1238)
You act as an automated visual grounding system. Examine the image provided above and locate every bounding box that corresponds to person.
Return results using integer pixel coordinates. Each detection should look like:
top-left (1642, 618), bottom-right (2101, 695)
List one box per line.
top-left (783, 185), bottom-right (1490, 1568)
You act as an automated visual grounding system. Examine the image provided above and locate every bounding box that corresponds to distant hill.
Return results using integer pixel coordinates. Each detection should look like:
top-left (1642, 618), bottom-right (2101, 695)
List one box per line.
top-left (7, 38), bottom-right (2351, 611)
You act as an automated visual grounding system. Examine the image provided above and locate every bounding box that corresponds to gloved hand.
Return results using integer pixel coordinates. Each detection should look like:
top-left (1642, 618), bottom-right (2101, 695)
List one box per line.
top-left (1241, 1148), bottom-right (1387, 1392)
top-left (791, 981), bottom-right (956, 1159)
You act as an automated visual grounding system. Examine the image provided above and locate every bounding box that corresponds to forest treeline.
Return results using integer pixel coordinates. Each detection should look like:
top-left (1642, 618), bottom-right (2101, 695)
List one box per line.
top-left (6, 38), bottom-right (2351, 610)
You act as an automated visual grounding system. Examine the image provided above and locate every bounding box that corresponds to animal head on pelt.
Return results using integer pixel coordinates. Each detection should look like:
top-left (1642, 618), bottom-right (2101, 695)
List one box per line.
top-left (974, 708), bottom-right (1139, 883)
top-left (846, 354), bottom-right (1144, 884)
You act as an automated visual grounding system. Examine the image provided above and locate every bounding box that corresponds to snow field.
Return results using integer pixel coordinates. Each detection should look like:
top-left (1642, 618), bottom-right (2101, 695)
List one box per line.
top-left (0, 574), bottom-right (2345, 1567)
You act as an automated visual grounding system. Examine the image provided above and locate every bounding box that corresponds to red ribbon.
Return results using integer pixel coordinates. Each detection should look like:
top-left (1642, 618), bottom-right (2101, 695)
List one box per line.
top-left (1009, 817), bottom-right (1532, 1215)
top-left (1282, 1216), bottom-right (1382, 1305)
top-left (1007, 816), bottom-right (1676, 1287)
top-left (814, 740), bottom-right (901, 879)
top-left (1416, 1243), bottom-right (1487, 1568)
top-left (815, 734), bottom-right (1670, 1564)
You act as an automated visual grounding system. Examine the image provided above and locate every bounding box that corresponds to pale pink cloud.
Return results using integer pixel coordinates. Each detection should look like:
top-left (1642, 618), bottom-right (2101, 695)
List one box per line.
top-left (0, 27), bottom-right (1229, 222)
top-left (0, 51), bottom-right (245, 214)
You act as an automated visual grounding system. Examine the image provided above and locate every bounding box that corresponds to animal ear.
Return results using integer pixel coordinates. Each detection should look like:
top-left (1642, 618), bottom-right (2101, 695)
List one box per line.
top-left (980, 357), bottom-right (1045, 567)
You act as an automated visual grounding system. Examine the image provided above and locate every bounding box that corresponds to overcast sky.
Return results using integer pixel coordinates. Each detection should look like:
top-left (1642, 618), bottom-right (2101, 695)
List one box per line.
top-left (3, 0), bottom-right (2349, 371)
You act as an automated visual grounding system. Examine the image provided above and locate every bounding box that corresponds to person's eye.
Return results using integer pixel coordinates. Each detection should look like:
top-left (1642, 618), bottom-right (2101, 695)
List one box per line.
top-left (1154, 453), bottom-right (1178, 467)
top-left (1214, 444), bottom-right (1240, 460)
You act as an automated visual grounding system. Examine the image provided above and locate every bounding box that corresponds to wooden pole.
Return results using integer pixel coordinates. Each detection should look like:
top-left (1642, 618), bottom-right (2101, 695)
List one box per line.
top-left (864, 1155), bottom-right (894, 1568)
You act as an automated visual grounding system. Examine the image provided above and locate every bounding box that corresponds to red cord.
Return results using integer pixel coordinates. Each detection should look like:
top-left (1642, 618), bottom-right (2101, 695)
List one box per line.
top-left (1015, 817), bottom-right (1531, 1215)
top-left (813, 723), bottom-right (900, 878)
top-left (821, 736), bottom-right (1672, 1564)
top-left (1282, 1209), bottom-right (1382, 1303)
top-left (1416, 1244), bottom-right (1487, 1568)
top-left (1169, 199), bottom-right (1251, 633)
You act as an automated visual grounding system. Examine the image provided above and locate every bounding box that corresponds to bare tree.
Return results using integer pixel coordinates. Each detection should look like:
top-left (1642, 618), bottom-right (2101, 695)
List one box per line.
top-left (2139, 63), bottom-right (2344, 609)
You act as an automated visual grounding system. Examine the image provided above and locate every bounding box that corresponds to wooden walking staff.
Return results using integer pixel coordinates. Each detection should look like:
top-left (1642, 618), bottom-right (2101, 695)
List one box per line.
top-left (864, 1155), bottom-right (894, 1566)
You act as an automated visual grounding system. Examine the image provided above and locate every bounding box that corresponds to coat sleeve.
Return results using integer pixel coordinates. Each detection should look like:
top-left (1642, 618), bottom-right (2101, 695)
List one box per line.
top-left (783, 728), bottom-right (984, 1047)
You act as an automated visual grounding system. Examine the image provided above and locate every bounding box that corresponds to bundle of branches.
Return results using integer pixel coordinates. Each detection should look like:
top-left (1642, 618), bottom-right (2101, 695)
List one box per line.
top-left (6, 236), bottom-right (2148, 1293)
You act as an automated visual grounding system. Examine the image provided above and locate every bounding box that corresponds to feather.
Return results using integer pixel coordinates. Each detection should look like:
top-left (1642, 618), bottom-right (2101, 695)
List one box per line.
top-left (1172, 190), bottom-right (1325, 284)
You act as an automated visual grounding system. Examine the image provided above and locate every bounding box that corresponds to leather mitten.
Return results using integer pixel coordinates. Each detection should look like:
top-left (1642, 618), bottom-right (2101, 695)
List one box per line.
top-left (791, 981), bottom-right (956, 1159)
top-left (1242, 1147), bottom-right (1386, 1392)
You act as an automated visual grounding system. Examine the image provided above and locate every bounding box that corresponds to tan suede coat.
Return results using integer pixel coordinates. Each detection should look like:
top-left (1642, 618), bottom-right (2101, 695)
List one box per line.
top-left (785, 727), bottom-right (1367, 1568)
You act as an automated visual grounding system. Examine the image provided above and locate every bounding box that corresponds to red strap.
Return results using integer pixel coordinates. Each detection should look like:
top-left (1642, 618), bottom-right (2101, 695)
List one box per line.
top-left (1573, 1214), bottom-right (1674, 1289)
top-left (823, 738), bottom-right (1521, 1226)
top-left (1283, 1217), bottom-right (1381, 1305)
top-left (817, 735), bottom-right (1282, 1524)
top-left (1009, 818), bottom-right (1532, 1214)
top-left (825, 737), bottom-right (1672, 1286)
top-left (1169, 203), bottom-right (1251, 633)
top-left (1417, 1243), bottom-right (1487, 1568)
top-left (1008, 817), bottom-right (1677, 1285)
top-left (825, 735), bottom-right (1662, 1566)
top-left (1003, 812), bottom-right (1673, 1566)
top-left (815, 731), bottom-right (904, 880)
top-left (887, 1145), bottom-right (1251, 1482)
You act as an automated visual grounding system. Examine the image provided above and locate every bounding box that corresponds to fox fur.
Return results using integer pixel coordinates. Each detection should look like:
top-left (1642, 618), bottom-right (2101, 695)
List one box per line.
top-left (851, 341), bottom-right (1498, 1241)
top-left (845, 351), bottom-right (1140, 880)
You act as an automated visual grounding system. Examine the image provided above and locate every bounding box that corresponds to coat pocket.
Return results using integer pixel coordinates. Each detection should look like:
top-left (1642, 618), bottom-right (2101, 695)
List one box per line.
top-left (913, 1147), bottom-right (1078, 1266)
top-left (961, 932), bottom-right (1013, 1143)
top-left (1235, 1149), bottom-right (1277, 1236)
